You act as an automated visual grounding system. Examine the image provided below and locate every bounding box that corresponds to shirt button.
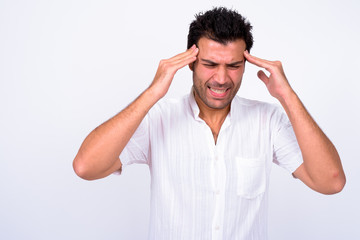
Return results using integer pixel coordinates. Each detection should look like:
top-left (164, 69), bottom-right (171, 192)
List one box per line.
top-left (216, 190), bottom-right (220, 195)
top-left (215, 225), bottom-right (220, 230)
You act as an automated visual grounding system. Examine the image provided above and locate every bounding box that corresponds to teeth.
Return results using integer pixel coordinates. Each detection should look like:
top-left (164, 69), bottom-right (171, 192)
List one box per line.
top-left (210, 88), bottom-right (226, 93)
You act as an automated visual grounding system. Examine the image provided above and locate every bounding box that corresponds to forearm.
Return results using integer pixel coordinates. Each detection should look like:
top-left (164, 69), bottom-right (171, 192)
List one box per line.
top-left (73, 88), bottom-right (158, 180)
top-left (279, 90), bottom-right (346, 193)
top-left (73, 46), bottom-right (198, 180)
top-left (244, 51), bottom-right (345, 193)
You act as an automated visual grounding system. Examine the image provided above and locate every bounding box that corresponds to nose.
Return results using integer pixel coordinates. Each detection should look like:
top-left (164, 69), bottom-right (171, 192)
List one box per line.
top-left (214, 66), bottom-right (228, 84)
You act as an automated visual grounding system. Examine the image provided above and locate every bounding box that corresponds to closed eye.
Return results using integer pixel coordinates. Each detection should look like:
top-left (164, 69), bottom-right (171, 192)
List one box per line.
top-left (228, 65), bottom-right (241, 69)
top-left (203, 64), bottom-right (217, 68)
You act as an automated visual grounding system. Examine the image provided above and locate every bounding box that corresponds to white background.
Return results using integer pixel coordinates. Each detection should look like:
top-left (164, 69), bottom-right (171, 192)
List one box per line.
top-left (1, 0), bottom-right (359, 239)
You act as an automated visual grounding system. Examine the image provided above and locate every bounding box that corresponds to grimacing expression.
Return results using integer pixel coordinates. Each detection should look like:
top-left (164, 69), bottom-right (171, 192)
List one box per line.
top-left (190, 37), bottom-right (246, 110)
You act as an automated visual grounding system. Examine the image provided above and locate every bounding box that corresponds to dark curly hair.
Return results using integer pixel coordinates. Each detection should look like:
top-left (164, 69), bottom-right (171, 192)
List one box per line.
top-left (187, 7), bottom-right (253, 52)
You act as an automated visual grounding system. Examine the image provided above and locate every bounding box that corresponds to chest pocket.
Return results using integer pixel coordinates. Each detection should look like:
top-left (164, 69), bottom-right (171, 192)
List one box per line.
top-left (236, 156), bottom-right (266, 199)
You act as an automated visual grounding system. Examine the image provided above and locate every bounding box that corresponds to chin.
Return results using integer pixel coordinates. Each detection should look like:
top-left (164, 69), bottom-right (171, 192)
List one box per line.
top-left (205, 101), bottom-right (231, 110)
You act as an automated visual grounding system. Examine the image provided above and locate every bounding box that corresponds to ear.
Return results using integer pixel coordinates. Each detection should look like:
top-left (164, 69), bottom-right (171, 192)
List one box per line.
top-left (188, 62), bottom-right (194, 71)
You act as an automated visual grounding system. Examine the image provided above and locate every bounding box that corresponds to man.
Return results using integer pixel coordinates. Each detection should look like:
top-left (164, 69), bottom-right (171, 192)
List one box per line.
top-left (73, 7), bottom-right (345, 240)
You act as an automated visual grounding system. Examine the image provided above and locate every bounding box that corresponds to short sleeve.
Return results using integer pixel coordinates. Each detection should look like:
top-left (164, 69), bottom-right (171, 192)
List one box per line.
top-left (272, 109), bottom-right (303, 174)
top-left (119, 114), bottom-right (150, 168)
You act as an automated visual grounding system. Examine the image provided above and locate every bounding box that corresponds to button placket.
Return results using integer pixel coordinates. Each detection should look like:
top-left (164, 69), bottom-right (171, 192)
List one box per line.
top-left (211, 143), bottom-right (226, 240)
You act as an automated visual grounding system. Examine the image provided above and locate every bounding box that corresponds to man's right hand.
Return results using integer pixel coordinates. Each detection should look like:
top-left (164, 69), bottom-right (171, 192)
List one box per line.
top-left (73, 45), bottom-right (198, 180)
top-left (148, 45), bottom-right (198, 100)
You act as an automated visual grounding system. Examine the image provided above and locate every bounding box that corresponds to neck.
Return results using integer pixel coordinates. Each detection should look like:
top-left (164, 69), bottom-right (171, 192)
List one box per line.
top-left (194, 92), bottom-right (230, 144)
top-left (198, 105), bottom-right (229, 126)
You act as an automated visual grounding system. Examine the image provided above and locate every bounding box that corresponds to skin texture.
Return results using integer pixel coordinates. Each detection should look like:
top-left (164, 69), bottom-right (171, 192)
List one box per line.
top-left (192, 38), bottom-right (246, 110)
top-left (190, 38), bottom-right (247, 143)
top-left (73, 45), bottom-right (199, 180)
top-left (73, 37), bottom-right (345, 195)
top-left (243, 51), bottom-right (346, 194)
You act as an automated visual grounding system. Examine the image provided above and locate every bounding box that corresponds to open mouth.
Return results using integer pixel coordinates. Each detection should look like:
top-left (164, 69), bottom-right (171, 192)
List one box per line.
top-left (208, 87), bottom-right (229, 97)
top-left (210, 88), bottom-right (226, 94)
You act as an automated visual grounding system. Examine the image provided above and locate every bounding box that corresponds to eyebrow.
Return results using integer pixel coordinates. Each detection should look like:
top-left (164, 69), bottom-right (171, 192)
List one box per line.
top-left (200, 58), bottom-right (244, 66)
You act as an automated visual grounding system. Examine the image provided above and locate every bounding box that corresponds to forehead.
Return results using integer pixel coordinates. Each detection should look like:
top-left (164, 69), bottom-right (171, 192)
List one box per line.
top-left (197, 37), bottom-right (246, 62)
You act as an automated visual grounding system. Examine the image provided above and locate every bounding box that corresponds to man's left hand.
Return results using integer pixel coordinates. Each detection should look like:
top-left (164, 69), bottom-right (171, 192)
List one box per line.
top-left (244, 50), bottom-right (293, 102)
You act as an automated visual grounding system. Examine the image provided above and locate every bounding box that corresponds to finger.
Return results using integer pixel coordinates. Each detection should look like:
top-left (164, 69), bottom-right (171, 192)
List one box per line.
top-left (257, 70), bottom-right (269, 85)
top-left (171, 47), bottom-right (198, 67)
top-left (158, 47), bottom-right (198, 73)
top-left (170, 45), bottom-right (198, 62)
top-left (244, 50), bottom-right (273, 70)
top-left (173, 52), bottom-right (197, 70)
top-left (244, 50), bottom-right (273, 64)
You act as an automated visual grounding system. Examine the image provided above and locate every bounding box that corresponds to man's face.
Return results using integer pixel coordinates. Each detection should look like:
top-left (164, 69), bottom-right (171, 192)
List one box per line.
top-left (191, 37), bottom-right (246, 110)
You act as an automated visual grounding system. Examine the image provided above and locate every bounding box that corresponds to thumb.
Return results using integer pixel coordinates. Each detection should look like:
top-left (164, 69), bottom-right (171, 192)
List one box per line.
top-left (257, 70), bottom-right (269, 85)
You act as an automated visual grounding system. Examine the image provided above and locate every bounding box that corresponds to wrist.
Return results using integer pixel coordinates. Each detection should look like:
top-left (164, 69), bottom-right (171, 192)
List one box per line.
top-left (276, 86), bottom-right (296, 104)
top-left (143, 86), bottom-right (164, 105)
top-left (277, 89), bottom-right (299, 113)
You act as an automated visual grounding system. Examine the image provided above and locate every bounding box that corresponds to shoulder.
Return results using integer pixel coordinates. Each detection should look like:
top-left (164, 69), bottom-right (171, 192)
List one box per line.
top-left (231, 96), bottom-right (288, 125)
top-left (231, 96), bottom-right (291, 132)
top-left (232, 95), bottom-right (281, 113)
top-left (148, 95), bottom-right (191, 119)
top-left (153, 95), bottom-right (189, 111)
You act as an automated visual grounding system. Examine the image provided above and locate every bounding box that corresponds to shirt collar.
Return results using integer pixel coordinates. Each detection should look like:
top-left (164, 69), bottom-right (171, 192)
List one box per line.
top-left (188, 87), bottom-right (234, 125)
top-left (189, 87), bottom-right (201, 121)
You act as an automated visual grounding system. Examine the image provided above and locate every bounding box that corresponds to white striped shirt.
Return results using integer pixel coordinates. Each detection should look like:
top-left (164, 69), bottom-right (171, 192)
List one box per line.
top-left (119, 90), bottom-right (303, 240)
